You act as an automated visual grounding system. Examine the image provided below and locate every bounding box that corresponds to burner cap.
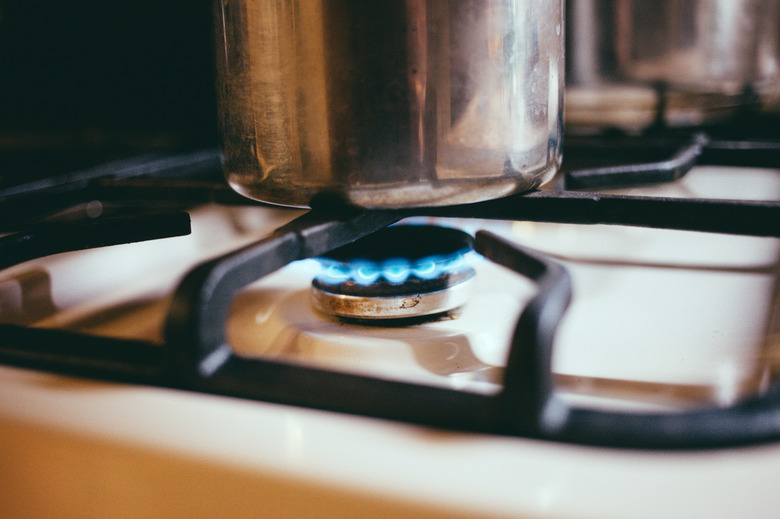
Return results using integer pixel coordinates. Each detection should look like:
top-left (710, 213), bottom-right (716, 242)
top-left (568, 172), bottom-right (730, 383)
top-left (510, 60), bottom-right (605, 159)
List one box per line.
top-left (311, 225), bottom-right (475, 321)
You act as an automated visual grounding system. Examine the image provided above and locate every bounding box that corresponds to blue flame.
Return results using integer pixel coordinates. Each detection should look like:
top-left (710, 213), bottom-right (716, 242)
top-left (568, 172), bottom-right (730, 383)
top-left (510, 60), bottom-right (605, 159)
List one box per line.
top-left (321, 262), bottom-right (351, 282)
top-left (383, 259), bottom-right (412, 283)
top-left (353, 262), bottom-right (382, 285)
top-left (316, 250), bottom-right (471, 286)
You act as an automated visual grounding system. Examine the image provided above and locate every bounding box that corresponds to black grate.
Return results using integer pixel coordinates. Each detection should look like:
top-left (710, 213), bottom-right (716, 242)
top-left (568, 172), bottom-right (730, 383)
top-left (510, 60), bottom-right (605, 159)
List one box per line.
top-left (1, 138), bottom-right (779, 449)
top-left (562, 114), bottom-right (780, 190)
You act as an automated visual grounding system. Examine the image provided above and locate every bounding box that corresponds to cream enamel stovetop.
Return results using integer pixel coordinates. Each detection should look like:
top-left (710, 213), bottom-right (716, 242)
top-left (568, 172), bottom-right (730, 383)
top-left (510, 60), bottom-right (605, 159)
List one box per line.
top-left (1, 164), bottom-right (780, 518)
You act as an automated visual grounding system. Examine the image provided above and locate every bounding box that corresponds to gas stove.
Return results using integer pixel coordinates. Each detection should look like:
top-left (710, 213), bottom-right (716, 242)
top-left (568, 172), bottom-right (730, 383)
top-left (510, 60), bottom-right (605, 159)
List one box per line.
top-left (1, 127), bottom-right (780, 517)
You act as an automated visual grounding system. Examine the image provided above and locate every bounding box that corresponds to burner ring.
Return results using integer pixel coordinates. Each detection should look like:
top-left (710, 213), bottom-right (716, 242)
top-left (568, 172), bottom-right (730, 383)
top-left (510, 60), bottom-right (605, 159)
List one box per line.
top-left (311, 273), bottom-right (475, 321)
top-left (311, 225), bottom-right (476, 320)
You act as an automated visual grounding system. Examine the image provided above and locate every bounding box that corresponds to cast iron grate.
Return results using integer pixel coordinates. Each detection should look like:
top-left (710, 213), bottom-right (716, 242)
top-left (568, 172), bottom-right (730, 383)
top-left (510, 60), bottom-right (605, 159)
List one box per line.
top-left (562, 113), bottom-right (780, 190)
top-left (1, 137), bottom-right (779, 449)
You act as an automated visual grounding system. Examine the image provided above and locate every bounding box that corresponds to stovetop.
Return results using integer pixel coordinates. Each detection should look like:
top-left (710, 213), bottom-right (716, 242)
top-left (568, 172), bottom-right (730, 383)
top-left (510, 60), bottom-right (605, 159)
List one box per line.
top-left (1, 129), bottom-right (780, 517)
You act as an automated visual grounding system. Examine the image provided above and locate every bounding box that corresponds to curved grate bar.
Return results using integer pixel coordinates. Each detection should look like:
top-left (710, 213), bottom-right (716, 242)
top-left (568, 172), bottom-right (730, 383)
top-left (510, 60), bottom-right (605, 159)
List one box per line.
top-left (0, 212), bottom-right (191, 271)
top-left (564, 131), bottom-right (780, 190)
top-left (162, 214), bottom-right (576, 435)
top-left (565, 133), bottom-right (708, 190)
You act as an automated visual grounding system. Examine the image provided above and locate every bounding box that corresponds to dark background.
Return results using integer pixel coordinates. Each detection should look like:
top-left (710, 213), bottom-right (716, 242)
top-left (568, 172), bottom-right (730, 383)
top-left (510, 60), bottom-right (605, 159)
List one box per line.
top-left (0, 0), bottom-right (217, 178)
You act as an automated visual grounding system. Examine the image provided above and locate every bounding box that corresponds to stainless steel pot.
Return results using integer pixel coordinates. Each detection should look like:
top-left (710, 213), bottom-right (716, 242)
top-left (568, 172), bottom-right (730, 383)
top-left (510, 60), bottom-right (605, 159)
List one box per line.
top-left (566, 0), bottom-right (780, 130)
top-left (215, 0), bottom-right (564, 208)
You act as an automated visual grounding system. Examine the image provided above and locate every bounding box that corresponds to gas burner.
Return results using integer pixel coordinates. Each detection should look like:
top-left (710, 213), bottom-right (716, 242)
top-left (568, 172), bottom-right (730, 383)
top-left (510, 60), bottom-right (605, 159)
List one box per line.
top-left (311, 225), bottom-right (475, 321)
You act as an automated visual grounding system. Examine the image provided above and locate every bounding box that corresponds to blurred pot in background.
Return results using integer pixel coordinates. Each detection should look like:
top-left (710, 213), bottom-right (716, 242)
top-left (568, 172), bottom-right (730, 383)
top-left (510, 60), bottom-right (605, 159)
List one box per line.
top-left (566, 0), bottom-right (780, 131)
